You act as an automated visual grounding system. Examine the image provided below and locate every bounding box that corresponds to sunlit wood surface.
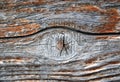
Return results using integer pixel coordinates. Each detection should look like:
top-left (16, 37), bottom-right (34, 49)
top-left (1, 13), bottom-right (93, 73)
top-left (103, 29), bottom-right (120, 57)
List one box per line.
top-left (0, 0), bottom-right (120, 82)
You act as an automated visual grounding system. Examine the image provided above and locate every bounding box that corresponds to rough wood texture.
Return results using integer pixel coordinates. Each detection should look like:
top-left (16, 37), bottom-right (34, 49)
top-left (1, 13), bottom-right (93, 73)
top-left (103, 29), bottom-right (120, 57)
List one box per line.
top-left (0, 0), bottom-right (120, 82)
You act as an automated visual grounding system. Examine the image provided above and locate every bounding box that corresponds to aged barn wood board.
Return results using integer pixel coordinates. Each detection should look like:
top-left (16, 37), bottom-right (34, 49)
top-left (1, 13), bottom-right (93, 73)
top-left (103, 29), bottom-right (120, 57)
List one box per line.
top-left (0, 0), bottom-right (120, 82)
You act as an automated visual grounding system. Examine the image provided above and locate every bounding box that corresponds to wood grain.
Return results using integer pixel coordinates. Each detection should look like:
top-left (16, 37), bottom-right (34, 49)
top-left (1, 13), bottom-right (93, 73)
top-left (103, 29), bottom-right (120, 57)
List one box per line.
top-left (0, 0), bottom-right (120, 82)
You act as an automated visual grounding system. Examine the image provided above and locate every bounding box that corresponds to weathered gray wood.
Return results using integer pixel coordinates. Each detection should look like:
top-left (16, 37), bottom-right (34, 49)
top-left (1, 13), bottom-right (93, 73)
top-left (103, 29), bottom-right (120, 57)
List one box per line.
top-left (0, 0), bottom-right (120, 82)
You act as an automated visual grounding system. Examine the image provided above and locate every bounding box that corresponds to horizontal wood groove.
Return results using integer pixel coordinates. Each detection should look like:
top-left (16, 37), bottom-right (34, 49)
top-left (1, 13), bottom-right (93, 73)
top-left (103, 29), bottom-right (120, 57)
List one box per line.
top-left (1, 26), bottom-right (120, 39)
top-left (1, 0), bottom-right (120, 82)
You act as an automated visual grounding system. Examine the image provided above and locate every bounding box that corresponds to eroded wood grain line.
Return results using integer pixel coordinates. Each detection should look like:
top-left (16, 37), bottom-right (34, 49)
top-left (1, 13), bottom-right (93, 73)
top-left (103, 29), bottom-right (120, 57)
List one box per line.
top-left (0, 0), bottom-right (120, 82)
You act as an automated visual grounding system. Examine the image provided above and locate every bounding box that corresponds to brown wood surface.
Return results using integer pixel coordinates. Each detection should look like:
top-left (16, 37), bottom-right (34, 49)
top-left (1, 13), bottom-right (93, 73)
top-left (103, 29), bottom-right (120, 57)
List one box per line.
top-left (0, 0), bottom-right (120, 82)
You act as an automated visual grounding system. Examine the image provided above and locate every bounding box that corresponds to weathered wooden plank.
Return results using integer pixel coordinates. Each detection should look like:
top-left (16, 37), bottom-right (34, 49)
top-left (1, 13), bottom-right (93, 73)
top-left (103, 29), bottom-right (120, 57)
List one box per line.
top-left (0, 0), bottom-right (120, 82)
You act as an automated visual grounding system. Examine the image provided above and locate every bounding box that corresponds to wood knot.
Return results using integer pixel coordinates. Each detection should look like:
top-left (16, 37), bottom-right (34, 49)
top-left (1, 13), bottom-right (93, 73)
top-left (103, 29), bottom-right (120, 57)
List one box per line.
top-left (57, 39), bottom-right (69, 51)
